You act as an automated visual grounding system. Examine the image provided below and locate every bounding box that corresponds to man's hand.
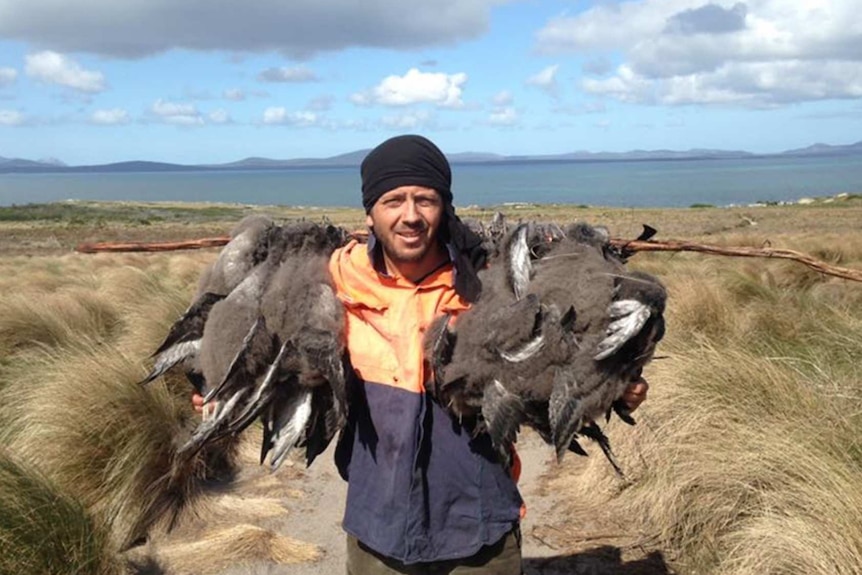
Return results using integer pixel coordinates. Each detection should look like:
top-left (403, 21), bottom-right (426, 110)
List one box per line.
top-left (621, 377), bottom-right (649, 412)
top-left (192, 392), bottom-right (205, 414)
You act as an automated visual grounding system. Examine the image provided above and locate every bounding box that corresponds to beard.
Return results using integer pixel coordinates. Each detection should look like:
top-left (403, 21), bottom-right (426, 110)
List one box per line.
top-left (376, 230), bottom-right (431, 263)
top-left (370, 219), bottom-right (442, 266)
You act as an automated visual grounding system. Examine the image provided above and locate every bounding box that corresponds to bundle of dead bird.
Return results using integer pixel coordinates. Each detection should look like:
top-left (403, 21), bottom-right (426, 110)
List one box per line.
top-left (425, 222), bottom-right (666, 475)
top-left (142, 216), bottom-right (348, 472)
top-left (143, 215), bottom-right (665, 476)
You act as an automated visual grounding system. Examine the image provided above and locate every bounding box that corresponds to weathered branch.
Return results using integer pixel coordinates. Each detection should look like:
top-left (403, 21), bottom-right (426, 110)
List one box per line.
top-left (75, 235), bottom-right (862, 283)
top-left (76, 237), bottom-right (231, 253)
top-left (610, 239), bottom-right (862, 283)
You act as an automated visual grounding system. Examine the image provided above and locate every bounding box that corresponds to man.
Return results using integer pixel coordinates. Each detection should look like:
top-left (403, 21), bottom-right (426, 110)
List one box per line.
top-left (330, 134), bottom-right (649, 574)
top-left (194, 134), bottom-right (648, 574)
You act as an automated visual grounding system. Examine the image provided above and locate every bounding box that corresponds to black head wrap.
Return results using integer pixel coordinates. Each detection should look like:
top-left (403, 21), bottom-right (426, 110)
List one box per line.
top-left (361, 134), bottom-right (452, 212)
top-left (360, 134), bottom-right (486, 302)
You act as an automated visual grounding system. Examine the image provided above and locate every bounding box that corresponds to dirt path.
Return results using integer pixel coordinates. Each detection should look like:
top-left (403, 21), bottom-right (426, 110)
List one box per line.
top-left (148, 430), bottom-right (673, 575)
top-left (263, 431), bottom-right (564, 574)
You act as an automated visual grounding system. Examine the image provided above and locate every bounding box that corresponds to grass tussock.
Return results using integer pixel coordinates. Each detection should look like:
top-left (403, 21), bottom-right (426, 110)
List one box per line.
top-left (0, 451), bottom-right (124, 575)
top-left (0, 250), bottom-right (241, 566)
top-left (0, 287), bottom-right (120, 356)
top-left (156, 524), bottom-right (321, 574)
top-left (0, 340), bottom-right (203, 550)
top-left (202, 494), bottom-right (289, 521)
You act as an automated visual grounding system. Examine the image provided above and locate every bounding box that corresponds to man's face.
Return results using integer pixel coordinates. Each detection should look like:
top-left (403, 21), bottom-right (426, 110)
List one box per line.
top-left (366, 185), bottom-right (445, 266)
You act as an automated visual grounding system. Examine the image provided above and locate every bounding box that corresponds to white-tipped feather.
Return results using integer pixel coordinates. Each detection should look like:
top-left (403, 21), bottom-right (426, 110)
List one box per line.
top-left (509, 226), bottom-right (532, 301)
top-left (269, 390), bottom-right (313, 470)
top-left (607, 299), bottom-right (647, 319)
top-left (231, 340), bottom-right (291, 427)
top-left (149, 340), bottom-right (200, 379)
top-left (208, 389), bottom-right (247, 426)
top-left (498, 334), bottom-right (545, 363)
top-left (594, 299), bottom-right (651, 360)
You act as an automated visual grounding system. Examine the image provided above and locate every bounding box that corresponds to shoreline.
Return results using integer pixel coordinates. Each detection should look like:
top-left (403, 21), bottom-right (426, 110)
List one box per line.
top-left (1, 190), bottom-right (860, 213)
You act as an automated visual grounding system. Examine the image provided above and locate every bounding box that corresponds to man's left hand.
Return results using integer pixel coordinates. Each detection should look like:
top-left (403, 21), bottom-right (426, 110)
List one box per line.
top-left (621, 377), bottom-right (649, 412)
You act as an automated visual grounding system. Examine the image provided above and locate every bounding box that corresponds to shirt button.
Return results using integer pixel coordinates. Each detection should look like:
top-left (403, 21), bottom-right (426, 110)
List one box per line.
top-left (393, 375), bottom-right (399, 382)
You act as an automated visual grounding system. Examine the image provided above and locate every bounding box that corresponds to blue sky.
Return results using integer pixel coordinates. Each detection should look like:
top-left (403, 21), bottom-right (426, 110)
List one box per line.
top-left (0, 0), bottom-right (860, 165)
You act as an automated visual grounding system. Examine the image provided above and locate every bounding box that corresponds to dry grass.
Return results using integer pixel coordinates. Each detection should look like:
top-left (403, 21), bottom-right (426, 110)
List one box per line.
top-left (202, 494), bottom-right (290, 521)
top-left (0, 341), bottom-right (203, 550)
top-left (542, 236), bottom-right (862, 574)
top-left (155, 524), bottom-right (321, 574)
top-left (0, 451), bottom-right (124, 575)
top-left (0, 248), bottom-right (243, 570)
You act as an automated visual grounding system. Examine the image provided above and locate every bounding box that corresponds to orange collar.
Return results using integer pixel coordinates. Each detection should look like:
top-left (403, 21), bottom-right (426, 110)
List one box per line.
top-left (329, 240), bottom-right (470, 313)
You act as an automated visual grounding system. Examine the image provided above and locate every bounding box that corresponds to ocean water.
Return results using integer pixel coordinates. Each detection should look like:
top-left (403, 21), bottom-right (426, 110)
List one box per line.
top-left (0, 155), bottom-right (860, 208)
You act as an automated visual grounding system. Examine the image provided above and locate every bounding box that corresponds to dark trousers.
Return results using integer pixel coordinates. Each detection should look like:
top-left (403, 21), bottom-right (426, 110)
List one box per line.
top-left (346, 528), bottom-right (523, 575)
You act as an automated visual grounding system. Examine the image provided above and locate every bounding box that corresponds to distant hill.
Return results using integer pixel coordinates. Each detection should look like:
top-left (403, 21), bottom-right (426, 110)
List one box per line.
top-left (215, 148), bottom-right (372, 169)
top-left (780, 141), bottom-right (862, 157)
top-left (71, 161), bottom-right (203, 173)
top-left (506, 148), bottom-right (754, 162)
top-left (2, 141), bottom-right (860, 174)
top-left (0, 156), bottom-right (67, 169)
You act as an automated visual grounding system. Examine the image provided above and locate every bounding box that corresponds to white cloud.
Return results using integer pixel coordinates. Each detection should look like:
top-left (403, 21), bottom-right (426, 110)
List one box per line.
top-left (262, 107), bottom-right (319, 126)
top-left (224, 88), bottom-right (245, 101)
top-left (526, 64), bottom-right (560, 97)
top-left (0, 0), bottom-right (502, 58)
top-left (0, 67), bottom-right (17, 87)
top-left (209, 109), bottom-right (231, 124)
top-left (380, 110), bottom-right (434, 129)
top-left (0, 109), bottom-right (25, 125)
top-left (24, 51), bottom-right (105, 93)
top-left (151, 98), bottom-right (204, 125)
top-left (536, 0), bottom-right (862, 105)
top-left (351, 68), bottom-right (468, 108)
top-left (584, 60), bottom-right (862, 106)
top-left (492, 90), bottom-right (513, 106)
top-left (307, 94), bottom-right (334, 111)
top-left (257, 66), bottom-right (318, 83)
top-left (488, 106), bottom-right (518, 126)
top-left (91, 108), bottom-right (130, 125)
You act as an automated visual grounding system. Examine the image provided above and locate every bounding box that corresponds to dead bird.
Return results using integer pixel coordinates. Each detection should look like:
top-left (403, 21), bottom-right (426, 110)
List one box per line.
top-left (140, 215), bottom-right (276, 391)
top-left (177, 221), bottom-right (348, 469)
top-left (425, 222), bottom-right (666, 473)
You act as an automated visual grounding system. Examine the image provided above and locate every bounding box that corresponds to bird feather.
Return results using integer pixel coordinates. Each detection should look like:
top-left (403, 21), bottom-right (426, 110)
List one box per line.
top-left (482, 380), bottom-right (524, 461)
top-left (594, 300), bottom-right (651, 360)
top-left (548, 369), bottom-right (584, 462)
top-left (506, 225), bottom-right (532, 300)
top-left (268, 389), bottom-right (313, 470)
top-left (203, 316), bottom-right (264, 403)
top-left (140, 340), bottom-right (200, 385)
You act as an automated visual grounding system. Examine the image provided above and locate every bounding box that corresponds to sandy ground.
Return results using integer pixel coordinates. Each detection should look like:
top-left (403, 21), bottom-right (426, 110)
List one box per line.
top-left (146, 430), bottom-right (674, 575)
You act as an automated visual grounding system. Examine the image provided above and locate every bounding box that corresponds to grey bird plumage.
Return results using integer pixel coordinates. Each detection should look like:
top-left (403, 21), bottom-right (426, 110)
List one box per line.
top-left (176, 221), bottom-right (349, 470)
top-left (425, 220), bottom-right (666, 472)
top-left (141, 215), bottom-right (276, 391)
